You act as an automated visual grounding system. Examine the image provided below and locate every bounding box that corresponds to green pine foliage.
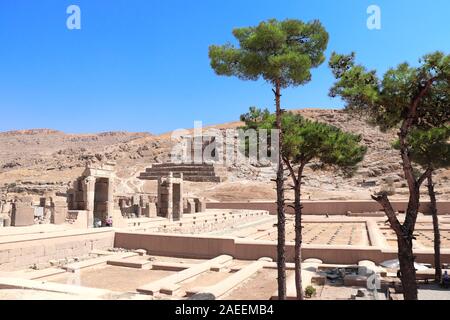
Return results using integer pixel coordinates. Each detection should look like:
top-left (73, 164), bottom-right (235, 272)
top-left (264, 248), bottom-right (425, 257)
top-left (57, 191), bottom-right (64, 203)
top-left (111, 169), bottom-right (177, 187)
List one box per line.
top-left (209, 19), bottom-right (329, 88)
top-left (329, 51), bottom-right (450, 131)
top-left (240, 108), bottom-right (367, 172)
top-left (393, 126), bottom-right (450, 171)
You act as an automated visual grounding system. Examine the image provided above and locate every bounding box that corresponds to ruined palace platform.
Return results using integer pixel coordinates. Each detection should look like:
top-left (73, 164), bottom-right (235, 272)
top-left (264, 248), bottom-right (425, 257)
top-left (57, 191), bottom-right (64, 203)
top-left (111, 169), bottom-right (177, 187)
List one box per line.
top-left (138, 163), bottom-right (227, 182)
top-left (1, 206), bottom-right (449, 300)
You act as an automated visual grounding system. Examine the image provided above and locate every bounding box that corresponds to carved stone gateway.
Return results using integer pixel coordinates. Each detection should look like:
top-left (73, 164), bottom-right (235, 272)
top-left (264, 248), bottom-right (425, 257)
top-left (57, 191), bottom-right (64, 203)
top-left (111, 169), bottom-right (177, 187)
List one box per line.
top-left (68, 162), bottom-right (116, 228)
top-left (157, 173), bottom-right (184, 221)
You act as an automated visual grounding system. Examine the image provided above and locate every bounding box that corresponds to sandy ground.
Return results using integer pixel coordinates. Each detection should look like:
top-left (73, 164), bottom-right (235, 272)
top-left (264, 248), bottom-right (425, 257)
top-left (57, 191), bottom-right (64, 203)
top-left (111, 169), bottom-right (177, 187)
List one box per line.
top-left (178, 271), bottom-right (231, 297)
top-left (0, 289), bottom-right (90, 300)
top-left (312, 285), bottom-right (362, 300)
top-left (0, 224), bottom-right (72, 237)
top-left (221, 269), bottom-right (293, 300)
top-left (43, 264), bottom-right (175, 292)
top-left (418, 284), bottom-right (450, 300)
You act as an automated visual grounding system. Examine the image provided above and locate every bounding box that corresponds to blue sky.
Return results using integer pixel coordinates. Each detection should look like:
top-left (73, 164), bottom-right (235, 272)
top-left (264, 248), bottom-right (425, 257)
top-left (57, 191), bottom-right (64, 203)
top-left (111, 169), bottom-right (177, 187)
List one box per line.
top-left (0, 0), bottom-right (449, 134)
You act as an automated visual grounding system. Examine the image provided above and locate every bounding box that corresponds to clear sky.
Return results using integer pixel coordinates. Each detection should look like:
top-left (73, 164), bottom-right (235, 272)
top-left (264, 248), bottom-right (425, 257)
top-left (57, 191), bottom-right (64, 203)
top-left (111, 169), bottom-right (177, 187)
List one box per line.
top-left (0, 0), bottom-right (449, 134)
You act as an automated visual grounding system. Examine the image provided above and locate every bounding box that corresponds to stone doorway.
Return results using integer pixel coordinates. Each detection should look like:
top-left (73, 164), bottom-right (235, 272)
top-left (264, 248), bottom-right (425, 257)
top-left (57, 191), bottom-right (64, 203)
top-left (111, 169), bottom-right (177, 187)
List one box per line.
top-left (67, 163), bottom-right (116, 228)
top-left (157, 173), bottom-right (184, 221)
top-left (172, 182), bottom-right (182, 220)
top-left (94, 178), bottom-right (109, 224)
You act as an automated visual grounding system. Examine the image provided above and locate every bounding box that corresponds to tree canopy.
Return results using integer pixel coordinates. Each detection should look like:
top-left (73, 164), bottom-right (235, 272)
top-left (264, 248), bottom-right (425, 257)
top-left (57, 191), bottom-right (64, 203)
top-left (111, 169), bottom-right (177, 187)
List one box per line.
top-left (329, 51), bottom-right (450, 131)
top-left (394, 126), bottom-right (450, 171)
top-left (212, 18), bottom-right (329, 300)
top-left (209, 19), bottom-right (329, 88)
top-left (240, 108), bottom-right (367, 171)
top-left (328, 50), bottom-right (450, 300)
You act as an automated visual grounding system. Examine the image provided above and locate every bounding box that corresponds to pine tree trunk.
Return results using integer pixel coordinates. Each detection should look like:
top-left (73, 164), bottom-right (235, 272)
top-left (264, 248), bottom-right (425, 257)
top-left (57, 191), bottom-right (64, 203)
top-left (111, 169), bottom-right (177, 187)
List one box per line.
top-left (294, 165), bottom-right (305, 300)
top-left (393, 83), bottom-right (436, 300)
top-left (427, 173), bottom-right (441, 283)
top-left (396, 121), bottom-right (421, 300)
top-left (274, 80), bottom-right (286, 300)
top-left (401, 189), bottom-right (420, 300)
top-left (397, 231), bottom-right (418, 300)
top-left (374, 192), bottom-right (419, 300)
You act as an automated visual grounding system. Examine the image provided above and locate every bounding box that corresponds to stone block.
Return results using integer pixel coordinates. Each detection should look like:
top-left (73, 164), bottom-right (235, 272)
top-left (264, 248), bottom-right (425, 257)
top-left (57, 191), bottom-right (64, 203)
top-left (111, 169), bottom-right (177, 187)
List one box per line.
top-left (3, 216), bottom-right (11, 227)
top-left (0, 251), bottom-right (9, 264)
top-left (107, 257), bottom-right (152, 269)
top-left (11, 205), bottom-right (35, 227)
top-left (343, 275), bottom-right (368, 287)
top-left (160, 283), bottom-right (181, 295)
top-left (311, 276), bottom-right (326, 285)
top-left (51, 205), bottom-right (67, 225)
top-left (151, 261), bottom-right (196, 271)
top-left (137, 255), bottom-right (232, 295)
top-left (133, 249), bottom-right (147, 256)
top-left (147, 203), bottom-right (157, 218)
top-left (184, 199), bottom-right (196, 214)
top-left (187, 260), bottom-right (265, 299)
top-left (194, 198), bottom-right (206, 213)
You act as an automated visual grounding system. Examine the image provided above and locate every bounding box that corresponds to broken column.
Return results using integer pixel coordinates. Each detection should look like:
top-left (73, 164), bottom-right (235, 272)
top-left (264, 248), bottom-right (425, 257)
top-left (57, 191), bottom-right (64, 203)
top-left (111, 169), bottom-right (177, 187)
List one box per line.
top-left (51, 198), bottom-right (68, 225)
top-left (184, 198), bottom-right (196, 214)
top-left (0, 200), bottom-right (11, 227)
top-left (83, 176), bottom-right (96, 228)
top-left (194, 198), bottom-right (206, 213)
top-left (157, 176), bottom-right (171, 219)
top-left (107, 177), bottom-right (114, 219)
top-left (157, 172), bottom-right (184, 221)
top-left (148, 203), bottom-right (157, 217)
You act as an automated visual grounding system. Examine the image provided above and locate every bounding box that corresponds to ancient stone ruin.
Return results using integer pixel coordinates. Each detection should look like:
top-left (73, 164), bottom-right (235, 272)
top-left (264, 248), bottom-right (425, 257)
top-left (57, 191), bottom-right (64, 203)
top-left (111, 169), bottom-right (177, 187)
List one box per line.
top-left (67, 162), bottom-right (116, 228)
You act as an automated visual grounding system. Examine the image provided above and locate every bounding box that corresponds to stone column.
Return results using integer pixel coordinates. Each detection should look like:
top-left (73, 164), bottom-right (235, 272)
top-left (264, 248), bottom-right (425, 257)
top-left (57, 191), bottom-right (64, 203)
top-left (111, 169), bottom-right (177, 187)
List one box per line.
top-left (84, 176), bottom-right (96, 228)
top-left (157, 177), bottom-right (162, 217)
top-left (177, 173), bottom-right (184, 220)
top-left (194, 198), bottom-right (206, 213)
top-left (107, 178), bottom-right (114, 219)
top-left (166, 172), bottom-right (174, 221)
top-left (157, 176), bottom-right (171, 218)
top-left (51, 199), bottom-right (68, 225)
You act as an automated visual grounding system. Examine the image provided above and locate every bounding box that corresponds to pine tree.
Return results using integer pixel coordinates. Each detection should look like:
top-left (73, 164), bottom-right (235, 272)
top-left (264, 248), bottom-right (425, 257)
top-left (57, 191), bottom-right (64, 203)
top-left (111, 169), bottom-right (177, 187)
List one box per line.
top-left (329, 51), bottom-right (450, 300)
top-left (241, 109), bottom-right (366, 299)
top-left (210, 19), bottom-right (328, 299)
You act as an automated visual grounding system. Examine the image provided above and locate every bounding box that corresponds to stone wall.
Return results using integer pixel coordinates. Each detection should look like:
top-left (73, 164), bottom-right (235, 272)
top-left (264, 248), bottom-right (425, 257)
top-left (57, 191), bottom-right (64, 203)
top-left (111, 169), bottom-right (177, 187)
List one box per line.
top-left (207, 200), bottom-right (450, 215)
top-left (0, 229), bottom-right (114, 271)
top-left (114, 231), bottom-right (450, 265)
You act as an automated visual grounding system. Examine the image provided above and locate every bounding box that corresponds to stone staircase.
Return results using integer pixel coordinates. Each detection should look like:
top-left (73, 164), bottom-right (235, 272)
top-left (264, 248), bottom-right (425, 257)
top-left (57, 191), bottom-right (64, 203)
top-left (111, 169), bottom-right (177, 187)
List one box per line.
top-left (138, 163), bottom-right (227, 183)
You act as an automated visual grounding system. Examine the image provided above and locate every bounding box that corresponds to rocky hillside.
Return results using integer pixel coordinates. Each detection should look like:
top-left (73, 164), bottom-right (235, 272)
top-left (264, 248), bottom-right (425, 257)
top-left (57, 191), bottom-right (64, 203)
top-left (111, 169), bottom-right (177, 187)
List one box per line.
top-left (0, 129), bottom-right (173, 196)
top-left (0, 109), bottom-right (448, 201)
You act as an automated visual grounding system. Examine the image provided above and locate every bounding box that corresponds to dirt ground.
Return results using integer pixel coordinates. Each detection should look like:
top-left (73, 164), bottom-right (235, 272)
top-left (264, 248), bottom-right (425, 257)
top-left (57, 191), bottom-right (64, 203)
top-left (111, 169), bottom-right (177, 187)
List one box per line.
top-left (43, 264), bottom-right (175, 292)
top-left (178, 271), bottom-right (231, 297)
top-left (0, 289), bottom-right (88, 300)
top-left (312, 284), bottom-right (360, 300)
top-left (222, 269), bottom-right (294, 300)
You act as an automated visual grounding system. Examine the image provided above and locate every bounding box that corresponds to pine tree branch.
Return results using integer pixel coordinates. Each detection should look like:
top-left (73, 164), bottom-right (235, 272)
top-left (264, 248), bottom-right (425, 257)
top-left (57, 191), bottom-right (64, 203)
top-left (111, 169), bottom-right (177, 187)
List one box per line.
top-left (372, 192), bottom-right (403, 236)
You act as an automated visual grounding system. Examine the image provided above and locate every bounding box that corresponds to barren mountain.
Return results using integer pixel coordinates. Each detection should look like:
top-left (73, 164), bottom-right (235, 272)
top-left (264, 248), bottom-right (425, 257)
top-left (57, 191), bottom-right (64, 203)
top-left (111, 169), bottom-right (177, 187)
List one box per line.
top-left (0, 109), bottom-right (448, 201)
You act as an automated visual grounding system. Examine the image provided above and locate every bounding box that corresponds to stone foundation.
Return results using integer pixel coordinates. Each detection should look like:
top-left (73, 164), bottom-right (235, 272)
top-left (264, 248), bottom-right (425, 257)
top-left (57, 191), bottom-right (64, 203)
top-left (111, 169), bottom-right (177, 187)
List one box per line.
top-left (0, 229), bottom-right (114, 271)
